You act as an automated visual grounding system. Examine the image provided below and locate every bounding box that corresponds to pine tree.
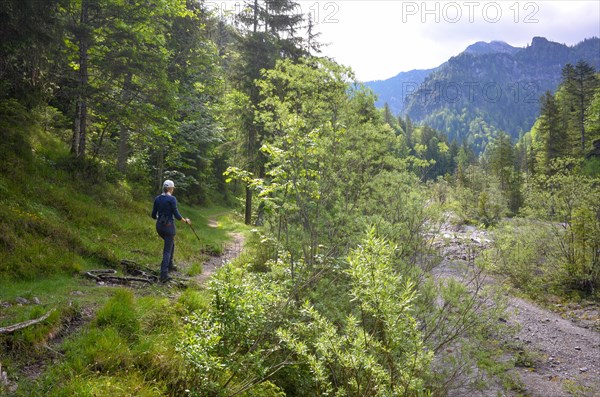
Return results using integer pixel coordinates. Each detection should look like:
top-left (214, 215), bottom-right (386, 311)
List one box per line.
top-left (234, 0), bottom-right (307, 224)
top-left (403, 115), bottom-right (414, 150)
top-left (561, 61), bottom-right (599, 152)
top-left (538, 91), bottom-right (567, 169)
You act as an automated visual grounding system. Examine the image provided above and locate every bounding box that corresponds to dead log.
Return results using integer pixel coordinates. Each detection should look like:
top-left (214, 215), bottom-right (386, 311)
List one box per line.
top-left (0, 308), bottom-right (56, 335)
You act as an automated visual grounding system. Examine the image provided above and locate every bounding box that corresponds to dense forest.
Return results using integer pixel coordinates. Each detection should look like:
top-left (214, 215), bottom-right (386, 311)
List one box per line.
top-left (1, 1), bottom-right (599, 396)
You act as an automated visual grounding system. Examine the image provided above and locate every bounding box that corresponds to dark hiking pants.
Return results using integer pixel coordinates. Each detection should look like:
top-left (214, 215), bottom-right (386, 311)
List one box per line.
top-left (156, 221), bottom-right (176, 280)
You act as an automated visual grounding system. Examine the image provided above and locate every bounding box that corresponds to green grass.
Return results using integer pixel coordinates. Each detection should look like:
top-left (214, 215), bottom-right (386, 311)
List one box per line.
top-left (15, 290), bottom-right (197, 397)
top-left (0, 124), bottom-right (249, 396)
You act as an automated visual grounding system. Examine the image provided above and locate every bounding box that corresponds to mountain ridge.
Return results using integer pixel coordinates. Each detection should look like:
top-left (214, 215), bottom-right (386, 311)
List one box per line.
top-left (366, 37), bottom-right (600, 150)
top-left (464, 40), bottom-right (519, 55)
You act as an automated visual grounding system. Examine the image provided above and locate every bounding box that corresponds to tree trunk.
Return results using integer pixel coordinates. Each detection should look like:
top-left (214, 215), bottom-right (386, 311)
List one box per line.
top-left (245, 186), bottom-right (253, 225)
top-left (580, 79), bottom-right (586, 151)
top-left (117, 124), bottom-right (130, 172)
top-left (117, 72), bottom-right (133, 173)
top-left (253, 0), bottom-right (258, 33)
top-left (71, 0), bottom-right (89, 158)
top-left (156, 148), bottom-right (164, 192)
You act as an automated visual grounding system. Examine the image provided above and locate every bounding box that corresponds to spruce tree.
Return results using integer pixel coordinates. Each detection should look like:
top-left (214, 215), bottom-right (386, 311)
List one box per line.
top-left (234, 0), bottom-right (306, 224)
top-left (538, 91), bottom-right (567, 169)
top-left (561, 61), bottom-right (599, 152)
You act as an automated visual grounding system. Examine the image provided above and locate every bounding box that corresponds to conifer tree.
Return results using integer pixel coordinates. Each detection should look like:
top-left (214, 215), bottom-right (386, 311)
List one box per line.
top-left (538, 91), bottom-right (567, 168)
top-left (234, 0), bottom-right (306, 224)
top-left (561, 61), bottom-right (599, 152)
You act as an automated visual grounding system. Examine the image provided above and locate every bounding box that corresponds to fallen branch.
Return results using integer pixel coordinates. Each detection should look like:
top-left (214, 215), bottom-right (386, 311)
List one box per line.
top-left (81, 261), bottom-right (188, 287)
top-left (0, 308), bottom-right (56, 335)
top-left (121, 259), bottom-right (158, 276)
top-left (101, 276), bottom-right (155, 284)
top-left (83, 269), bottom-right (117, 282)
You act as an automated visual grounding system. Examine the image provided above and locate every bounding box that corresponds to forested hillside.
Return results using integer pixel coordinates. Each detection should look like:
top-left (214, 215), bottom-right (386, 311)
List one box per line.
top-left (369, 37), bottom-right (600, 152)
top-left (1, 1), bottom-right (599, 397)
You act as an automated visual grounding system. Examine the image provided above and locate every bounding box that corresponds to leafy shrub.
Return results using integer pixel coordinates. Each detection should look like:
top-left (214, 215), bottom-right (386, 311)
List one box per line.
top-left (180, 232), bottom-right (434, 396)
top-left (279, 231), bottom-right (433, 396)
top-left (485, 219), bottom-right (560, 295)
top-left (179, 264), bottom-right (290, 396)
top-left (522, 159), bottom-right (600, 295)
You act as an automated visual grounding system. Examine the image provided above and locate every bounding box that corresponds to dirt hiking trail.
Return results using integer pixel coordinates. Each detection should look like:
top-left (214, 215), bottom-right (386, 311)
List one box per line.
top-left (195, 216), bottom-right (245, 284)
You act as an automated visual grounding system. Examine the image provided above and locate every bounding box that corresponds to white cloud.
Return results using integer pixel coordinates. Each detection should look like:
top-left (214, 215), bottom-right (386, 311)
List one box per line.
top-left (209, 1), bottom-right (599, 81)
top-left (312, 1), bottom-right (600, 81)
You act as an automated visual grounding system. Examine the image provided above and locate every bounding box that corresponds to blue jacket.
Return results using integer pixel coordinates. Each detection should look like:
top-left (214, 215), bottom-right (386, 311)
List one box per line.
top-left (152, 194), bottom-right (183, 224)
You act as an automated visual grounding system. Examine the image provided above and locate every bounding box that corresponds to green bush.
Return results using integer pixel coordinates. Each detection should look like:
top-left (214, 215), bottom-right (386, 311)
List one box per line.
top-left (177, 289), bottom-right (211, 314)
top-left (522, 160), bottom-right (600, 295)
top-left (485, 219), bottom-right (559, 295)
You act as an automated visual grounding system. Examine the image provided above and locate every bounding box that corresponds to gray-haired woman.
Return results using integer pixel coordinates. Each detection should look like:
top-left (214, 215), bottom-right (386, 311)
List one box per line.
top-left (151, 180), bottom-right (190, 282)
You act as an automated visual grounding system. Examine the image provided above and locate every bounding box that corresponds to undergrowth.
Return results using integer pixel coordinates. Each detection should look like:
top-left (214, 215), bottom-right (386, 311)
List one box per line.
top-left (14, 289), bottom-right (212, 397)
top-left (0, 105), bottom-right (246, 396)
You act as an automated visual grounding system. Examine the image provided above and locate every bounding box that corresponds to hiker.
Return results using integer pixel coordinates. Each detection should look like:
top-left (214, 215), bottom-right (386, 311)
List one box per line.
top-left (151, 179), bottom-right (190, 282)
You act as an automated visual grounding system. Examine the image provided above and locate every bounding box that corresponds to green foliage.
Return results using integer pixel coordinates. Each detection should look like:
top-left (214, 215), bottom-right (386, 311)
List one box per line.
top-left (180, 231), bottom-right (433, 396)
top-left (411, 125), bottom-right (455, 180)
top-left (449, 166), bottom-right (509, 227)
top-left (0, 0), bottom-right (229, 203)
top-left (362, 170), bottom-right (441, 267)
top-left (476, 178), bottom-right (509, 227)
top-left (522, 160), bottom-right (600, 294)
top-left (582, 156), bottom-right (600, 177)
top-left (0, 0), bottom-right (62, 106)
top-left (278, 232), bottom-right (432, 396)
top-left (248, 57), bottom-right (408, 265)
top-left (483, 158), bottom-right (600, 298)
top-left (0, 100), bottom-right (33, 164)
top-left (485, 219), bottom-right (560, 296)
top-left (179, 264), bottom-right (290, 396)
top-left (524, 63), bottom-right (600, 175)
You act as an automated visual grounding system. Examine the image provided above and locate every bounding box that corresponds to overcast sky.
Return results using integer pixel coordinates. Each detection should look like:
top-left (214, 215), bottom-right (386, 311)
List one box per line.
top-left (211, 1), bottom-right (600, 81)
top-left (305, 0), bottom-right (600, 81)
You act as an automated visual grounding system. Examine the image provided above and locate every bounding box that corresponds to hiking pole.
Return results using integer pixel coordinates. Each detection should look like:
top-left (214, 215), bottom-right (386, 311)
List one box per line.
top-left (186, 220), bottom-right (201, 242)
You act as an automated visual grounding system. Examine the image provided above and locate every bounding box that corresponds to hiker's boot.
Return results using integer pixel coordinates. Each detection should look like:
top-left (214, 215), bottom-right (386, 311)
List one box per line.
top-left (160, 275), bottom-right (172, 283)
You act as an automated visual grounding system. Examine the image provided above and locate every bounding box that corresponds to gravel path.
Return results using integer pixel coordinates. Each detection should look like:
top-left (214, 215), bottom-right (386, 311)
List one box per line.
top-left (195, 217), bottom-right (245, 284)
top-left (510, 297), bottom-right (600, 397)
top-left (434, 223), bottom-right (600, 397)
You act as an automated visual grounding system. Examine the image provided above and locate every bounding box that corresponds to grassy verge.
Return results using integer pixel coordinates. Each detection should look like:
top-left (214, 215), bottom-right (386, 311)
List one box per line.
top-left (0, 124), bottom-right (250, 395)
